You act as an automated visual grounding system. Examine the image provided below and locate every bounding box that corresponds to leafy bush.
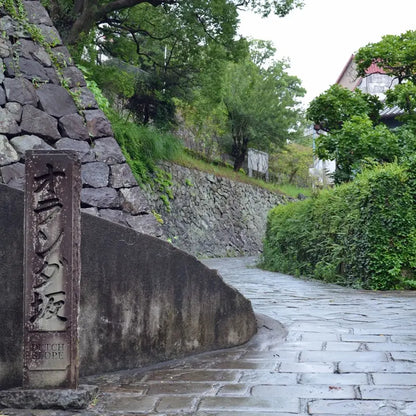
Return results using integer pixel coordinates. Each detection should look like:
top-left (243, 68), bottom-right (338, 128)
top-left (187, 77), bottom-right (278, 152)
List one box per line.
top-left (78, 64), bottom-right (182, 183)
top-left (109, 113), bottom-right (182, 182)
top-left (262, 162), bottom-right (416, 290)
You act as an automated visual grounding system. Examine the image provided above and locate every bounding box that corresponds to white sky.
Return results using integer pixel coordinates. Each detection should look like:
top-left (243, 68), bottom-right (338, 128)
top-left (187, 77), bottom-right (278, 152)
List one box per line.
top-left (238, 0), bottom-right (416, 107)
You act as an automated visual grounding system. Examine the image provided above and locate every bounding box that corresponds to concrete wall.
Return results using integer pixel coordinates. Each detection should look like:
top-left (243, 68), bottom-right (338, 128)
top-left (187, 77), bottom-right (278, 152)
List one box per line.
top-left (149, 163), bottom-right (288, 257)
top-left (0, 184), bottom-right (256, 389)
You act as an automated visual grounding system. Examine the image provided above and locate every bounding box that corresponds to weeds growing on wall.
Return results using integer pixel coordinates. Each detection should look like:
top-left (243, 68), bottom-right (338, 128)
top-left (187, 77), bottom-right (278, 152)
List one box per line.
top-left (79, 65), bottom-right (182, 210)
top-left (262, 162), bottom-right (416, 290)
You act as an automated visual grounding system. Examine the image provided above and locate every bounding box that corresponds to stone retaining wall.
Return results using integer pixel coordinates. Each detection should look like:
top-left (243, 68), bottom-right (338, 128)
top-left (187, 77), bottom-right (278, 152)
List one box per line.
top-left (0, 1), bottom-right (161, 237)
top-left (0, 1), bottom-right (288, 259)
top-left (150, 163), bottom-right (288, 257)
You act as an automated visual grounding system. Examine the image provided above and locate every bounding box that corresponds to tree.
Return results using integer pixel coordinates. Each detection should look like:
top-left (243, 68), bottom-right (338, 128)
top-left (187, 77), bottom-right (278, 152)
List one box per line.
top-left (315, 115), bottom-right (399, 183)
top-left (74, 2), bottom-right (248, 127)
top-left (47, 0), bottom-right (303, 46)
top-left (271, 143), bottom-right (313, 187)
top-left (306, 84), bottom-right (388, 183)
top-left (307, 28), bottom-right (416, 184)
top-left (306, 84), bottom-right (382, 133)
top-left (355, 30), bottom-right (416, 118)
top-left (355, 30), bottom-right (416, 84)
top-left (220, 42), bottom-right (305, 171)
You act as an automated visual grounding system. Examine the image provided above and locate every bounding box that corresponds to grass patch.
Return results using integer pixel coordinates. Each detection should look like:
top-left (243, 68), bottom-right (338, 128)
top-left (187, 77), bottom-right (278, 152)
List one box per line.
top-left (173, 150), bottom-right (312, 198)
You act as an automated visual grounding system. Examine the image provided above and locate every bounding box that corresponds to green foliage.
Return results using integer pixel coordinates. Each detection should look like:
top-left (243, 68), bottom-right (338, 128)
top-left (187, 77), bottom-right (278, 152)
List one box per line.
top-left (355, 30), bottom-right (416, 120)
top-left (153, 169), bottom-right (173, 212)
top-left (271, 143), bottom-right (313, 187)
top-left (355, 30), bottom-right (416, 84)
top-left (306, 82), bottom-right (416, 184)
top-left (262, 162), bottom-right (416, 290)
top-left (316, 115), bottom-right (399, 183)
top-left (386, 82), bottom-right (416, 117)
top-left (306, 84), bottom-right (382, 133)
top-left (78, 64), bottom-right (111, 112)
top-left (110, 113), bottom-right (182, 182)
top-left (220, 42), bottom-right (305, 170)
top-left (47, 0), bottom-right (302, 45)
top-left (151, 210), bottom-right (164, 224)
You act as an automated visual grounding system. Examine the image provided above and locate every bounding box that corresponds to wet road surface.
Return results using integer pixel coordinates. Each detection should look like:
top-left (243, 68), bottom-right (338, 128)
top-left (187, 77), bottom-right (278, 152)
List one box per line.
top-left (4, 257), bottom-right (416, 415)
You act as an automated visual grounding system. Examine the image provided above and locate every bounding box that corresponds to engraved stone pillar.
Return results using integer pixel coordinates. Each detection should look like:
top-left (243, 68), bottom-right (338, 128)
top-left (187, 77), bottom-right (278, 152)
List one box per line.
top-left (23, 150), bottom-right (81, 389)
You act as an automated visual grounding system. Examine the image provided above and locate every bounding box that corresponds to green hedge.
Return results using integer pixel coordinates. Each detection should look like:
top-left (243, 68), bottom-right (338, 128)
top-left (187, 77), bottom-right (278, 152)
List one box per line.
top-left (262, 162), bottom-right (416, 290)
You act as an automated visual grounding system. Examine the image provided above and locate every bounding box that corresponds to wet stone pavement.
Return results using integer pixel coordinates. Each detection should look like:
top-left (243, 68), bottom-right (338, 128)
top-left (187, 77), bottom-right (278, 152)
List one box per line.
top-left (4, 257), bottom-right (416, 415)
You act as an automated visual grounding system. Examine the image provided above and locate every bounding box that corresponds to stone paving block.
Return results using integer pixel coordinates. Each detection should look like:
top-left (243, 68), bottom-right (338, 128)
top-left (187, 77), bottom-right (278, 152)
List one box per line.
top-left (251, 384), bottom-right (356, 399)
top-left (391, 335), bottom-right (416, 343)
top-left (289, 323), bottom-right (351, 334)
top-left (195, 412), bottom-right (295, 416)
top-left (300, 351), bottom-right (388, 362)
top-left (243, 351), bottom-right (299, 361)
top-left (299, 372), bottom-right (368, 385)
top-left (307, 399), bottom-right (408, 415)
top-left (156, 396), bottom-right (197, 413)
top-left (98, 385), bottom-right (148, 394)
top-left (301, 333), bottom-right (339, 342)
top-left (278, 362), bottom-right (335, 373)
top-left (354, 327), bottom-right (416, 335)
top-left (99, 394), bottom-right (158, 413)
top-left (198, 396), bottom-right (299, 413)
top-left (339, 361), bottom-right (416, 373)
top-left (366, 342), bottom-right (416, 351)
top-left (372, 373), bottom-right (416, 385)
top-left (239, 372), bottom-right (297, 385)
top-left (143, 370), bottom-right (241, 383)
top-left (325, 342), bottom-right (361, 351)
top-left (217, 383), bottom-right (250, 396)
top-left (341, 334), bottom-right (388, 343)
top-left (271, 341), bottom-right (324, 351)
top-left (390, 352), bottom-right (416, 362)
top-left (360, 386), bottom-right (416, 401)
top-left (146, 383), bottom-right (219, 396)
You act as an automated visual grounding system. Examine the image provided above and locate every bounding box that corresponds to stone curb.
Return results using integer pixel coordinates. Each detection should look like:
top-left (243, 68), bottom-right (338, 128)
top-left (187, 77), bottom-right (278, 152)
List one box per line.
top-left (0, 385), bottom-right (98, 410)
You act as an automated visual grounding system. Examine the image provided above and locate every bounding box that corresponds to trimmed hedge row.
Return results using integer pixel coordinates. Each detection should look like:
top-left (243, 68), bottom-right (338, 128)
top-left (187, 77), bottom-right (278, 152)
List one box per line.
top-left (262, 162), bottom-right (416, 290)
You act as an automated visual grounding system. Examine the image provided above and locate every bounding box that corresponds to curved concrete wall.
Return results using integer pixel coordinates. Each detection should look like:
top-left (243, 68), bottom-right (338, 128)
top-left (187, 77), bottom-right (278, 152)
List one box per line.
top-left (0, 184), bottom-right (256, 388)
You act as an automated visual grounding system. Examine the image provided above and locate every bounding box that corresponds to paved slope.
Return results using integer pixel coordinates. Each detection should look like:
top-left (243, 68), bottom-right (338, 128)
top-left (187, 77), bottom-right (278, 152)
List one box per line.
top-left (3, 257), bottom-right (416, 415)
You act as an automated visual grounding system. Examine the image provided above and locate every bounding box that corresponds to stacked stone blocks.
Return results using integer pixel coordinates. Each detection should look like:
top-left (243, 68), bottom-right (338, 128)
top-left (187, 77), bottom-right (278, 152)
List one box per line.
top-left (0, 0), bottom-right (161, 236)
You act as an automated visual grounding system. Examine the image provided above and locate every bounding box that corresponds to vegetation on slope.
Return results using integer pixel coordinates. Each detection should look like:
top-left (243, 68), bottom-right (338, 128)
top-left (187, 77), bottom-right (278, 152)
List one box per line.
top-left (262, 162), bottom-right (416, 290)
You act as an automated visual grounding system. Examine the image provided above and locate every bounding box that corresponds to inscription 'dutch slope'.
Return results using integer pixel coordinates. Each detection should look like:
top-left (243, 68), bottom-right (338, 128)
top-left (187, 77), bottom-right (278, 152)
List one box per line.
top-left (23, 150), bottom-right (81, 389)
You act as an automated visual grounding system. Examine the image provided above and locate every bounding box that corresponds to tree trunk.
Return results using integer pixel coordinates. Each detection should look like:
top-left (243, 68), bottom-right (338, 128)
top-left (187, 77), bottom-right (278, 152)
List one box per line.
top-left (233, 152), bottom-right (246, 172)
top-left (232, 136), bottom-right (249, 172)
top-left (64, 0), bottom-right (168, 45)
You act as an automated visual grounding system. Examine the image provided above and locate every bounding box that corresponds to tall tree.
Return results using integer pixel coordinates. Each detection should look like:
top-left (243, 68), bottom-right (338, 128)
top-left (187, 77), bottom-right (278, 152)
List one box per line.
top-left (221, 42), bottom-right (305, 171)
top-left (47, 0), bottom-right (303, 45)
top-left (75, 2), bottom-right (246, 127)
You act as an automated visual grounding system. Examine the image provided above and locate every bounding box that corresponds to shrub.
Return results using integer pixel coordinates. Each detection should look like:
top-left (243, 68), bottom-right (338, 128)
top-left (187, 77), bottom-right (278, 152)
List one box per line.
top-left (109, 113), bottom-right (182, 183)
top-left (262, 162), bottom-right (416, 290)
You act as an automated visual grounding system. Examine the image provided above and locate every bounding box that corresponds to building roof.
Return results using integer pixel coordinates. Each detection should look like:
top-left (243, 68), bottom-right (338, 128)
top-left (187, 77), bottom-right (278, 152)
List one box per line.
top-left (365, 62), bottom-right (386, 75)
top-left (336, 55), bottom-right (403, 121)
top-left (380, 105), bottom-right (403, 119)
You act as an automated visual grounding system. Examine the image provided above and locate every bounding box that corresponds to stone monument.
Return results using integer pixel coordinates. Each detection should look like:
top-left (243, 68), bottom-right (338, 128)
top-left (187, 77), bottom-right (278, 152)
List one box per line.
top-left (23, 150), bottom-right (81, 389)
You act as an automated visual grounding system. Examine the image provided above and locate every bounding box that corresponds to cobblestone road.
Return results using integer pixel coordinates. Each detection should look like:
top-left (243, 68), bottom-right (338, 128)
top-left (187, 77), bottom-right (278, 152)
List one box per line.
top-left (4, 257), bottom-right (416, 415)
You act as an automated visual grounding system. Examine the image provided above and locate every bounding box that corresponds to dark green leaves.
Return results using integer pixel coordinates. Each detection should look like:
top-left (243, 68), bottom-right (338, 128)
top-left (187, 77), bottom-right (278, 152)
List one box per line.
top-left (263, 163), bottom-right (416, 290)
